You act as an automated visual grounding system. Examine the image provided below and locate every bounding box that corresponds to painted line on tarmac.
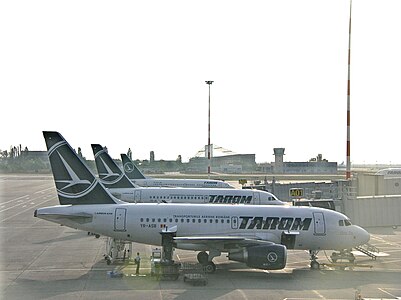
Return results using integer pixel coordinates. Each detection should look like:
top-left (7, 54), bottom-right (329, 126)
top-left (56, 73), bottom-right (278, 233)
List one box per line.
top-left (0, 194), bottom-right (29, 205)
top-left (378, 287), bottom-right (398, 298)
top-left (0, 197), bottom-right (55, 222)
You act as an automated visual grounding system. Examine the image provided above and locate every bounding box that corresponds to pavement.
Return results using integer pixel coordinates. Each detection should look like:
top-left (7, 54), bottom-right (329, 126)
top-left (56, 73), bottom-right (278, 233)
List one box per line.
top-left (1, 174), bottom-right (401, 300)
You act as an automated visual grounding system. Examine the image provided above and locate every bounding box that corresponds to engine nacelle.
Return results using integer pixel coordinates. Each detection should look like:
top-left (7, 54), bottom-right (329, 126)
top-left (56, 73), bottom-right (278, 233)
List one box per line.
top-left (228, 244), bottom-right (287, 270)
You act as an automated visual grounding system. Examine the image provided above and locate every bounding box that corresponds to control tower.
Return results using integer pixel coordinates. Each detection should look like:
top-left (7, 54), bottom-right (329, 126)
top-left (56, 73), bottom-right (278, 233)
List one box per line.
top-left (273, 148), bottom-right (285, 173)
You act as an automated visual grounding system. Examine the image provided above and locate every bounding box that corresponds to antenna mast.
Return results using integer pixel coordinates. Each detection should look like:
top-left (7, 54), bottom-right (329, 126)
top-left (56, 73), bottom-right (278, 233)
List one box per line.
top-left (346, 0), bottom-right (352, 180)
top-left (205, 81), bottom-right (214, 178)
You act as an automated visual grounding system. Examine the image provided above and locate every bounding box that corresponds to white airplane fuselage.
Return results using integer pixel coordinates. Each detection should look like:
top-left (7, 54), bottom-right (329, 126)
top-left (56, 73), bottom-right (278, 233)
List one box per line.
top-left (36, 203), bottom-right (369, 252)
top-left (131, 178), bottom-right (234, 189)
top-left (108, 186), bottom-right (284, 205)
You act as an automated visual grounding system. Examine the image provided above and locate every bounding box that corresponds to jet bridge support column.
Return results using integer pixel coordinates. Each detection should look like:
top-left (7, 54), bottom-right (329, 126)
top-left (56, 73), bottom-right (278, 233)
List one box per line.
top-left (160, 229), bottom-right (176, 262)
top-left (155, 226), bottom-right (180, 280)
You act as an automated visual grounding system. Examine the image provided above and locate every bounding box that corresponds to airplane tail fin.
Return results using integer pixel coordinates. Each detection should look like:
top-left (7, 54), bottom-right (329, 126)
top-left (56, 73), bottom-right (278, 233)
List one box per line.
top-left (91, 144), bottom-right (136, 189)
top-left (43, 131), bottom-right (119, 205)
top-left (120, 153), bottom-right (146, 180)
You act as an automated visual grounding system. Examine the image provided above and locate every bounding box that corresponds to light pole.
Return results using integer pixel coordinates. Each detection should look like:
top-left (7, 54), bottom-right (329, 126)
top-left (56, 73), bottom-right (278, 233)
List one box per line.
top-left (205, 81), bottom-right (214, 178)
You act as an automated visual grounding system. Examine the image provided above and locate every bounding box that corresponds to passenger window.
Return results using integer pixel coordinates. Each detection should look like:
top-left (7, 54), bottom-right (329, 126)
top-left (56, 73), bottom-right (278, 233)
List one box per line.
top-left (140, 218), bottom-right (143, 222)
top-left (146, 218), bottom-right (149, 222)
top-left (204, 219), bottom-right (207, 223)
top-left (158, 218), bottom-right (161, 222)
top-left (209, 219), bottom-right (213, 223)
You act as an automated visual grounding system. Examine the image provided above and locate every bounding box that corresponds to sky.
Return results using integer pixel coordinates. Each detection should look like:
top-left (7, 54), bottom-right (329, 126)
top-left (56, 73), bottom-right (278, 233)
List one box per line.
top-left (1, 0), bottom-right (400, 165)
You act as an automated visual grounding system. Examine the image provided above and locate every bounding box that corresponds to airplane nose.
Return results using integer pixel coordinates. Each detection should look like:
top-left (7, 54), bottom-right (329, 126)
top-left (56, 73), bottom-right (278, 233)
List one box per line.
top-left (357, 227), bottom-right (370, 245)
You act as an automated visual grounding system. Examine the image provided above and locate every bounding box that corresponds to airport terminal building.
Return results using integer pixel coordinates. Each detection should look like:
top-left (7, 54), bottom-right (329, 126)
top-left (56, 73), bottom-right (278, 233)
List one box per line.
top-left (185, 146), bottom-right (337, 174)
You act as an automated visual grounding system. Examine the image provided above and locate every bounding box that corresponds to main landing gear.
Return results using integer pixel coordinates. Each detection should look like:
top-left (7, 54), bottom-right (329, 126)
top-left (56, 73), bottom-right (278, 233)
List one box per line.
top-left (330, 249), bottom-right (355, 263)
top-left (197, 250), bottom-right (220, 273)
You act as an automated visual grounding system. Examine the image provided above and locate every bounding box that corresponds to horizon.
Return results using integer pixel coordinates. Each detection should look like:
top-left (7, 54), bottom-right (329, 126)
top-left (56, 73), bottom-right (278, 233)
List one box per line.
top-left (4, 141), bottom-right (401, 167)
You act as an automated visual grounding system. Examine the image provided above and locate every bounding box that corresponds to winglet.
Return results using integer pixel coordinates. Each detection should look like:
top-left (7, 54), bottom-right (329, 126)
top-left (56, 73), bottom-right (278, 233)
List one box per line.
top-left (120, 153), bottom-right (147, 180)
top-left (43, 131), bottom-right (119, 205)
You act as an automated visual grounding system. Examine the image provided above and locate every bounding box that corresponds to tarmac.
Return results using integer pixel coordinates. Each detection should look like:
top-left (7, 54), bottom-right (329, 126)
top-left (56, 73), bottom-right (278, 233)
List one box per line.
top-left (1, 174), bottom-right (401, 300)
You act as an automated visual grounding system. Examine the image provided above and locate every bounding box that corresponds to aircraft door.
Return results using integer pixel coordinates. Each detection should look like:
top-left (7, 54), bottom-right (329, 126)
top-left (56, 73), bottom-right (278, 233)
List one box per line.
top-left (231, 217), bottom-right (239, 229)
top-left (253, 192), bottom-right (260, 205)
top-left (114, 208), bottom-right (127, 232)
top-left (134, 190), bottom-right (141, 202)
top-left (312, 212), bottom-right (326, 235)
top-left (281, 232), bottom-right (297, 249)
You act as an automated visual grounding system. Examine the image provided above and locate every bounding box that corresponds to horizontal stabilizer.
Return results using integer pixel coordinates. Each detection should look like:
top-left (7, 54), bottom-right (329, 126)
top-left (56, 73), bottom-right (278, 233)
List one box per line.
top-left (34, 209), bottom-right (93, 224)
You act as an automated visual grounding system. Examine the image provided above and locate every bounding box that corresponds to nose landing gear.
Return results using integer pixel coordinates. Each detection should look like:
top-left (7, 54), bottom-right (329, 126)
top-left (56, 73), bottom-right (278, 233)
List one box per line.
top-left (309, 250), bottom-right (320, 270)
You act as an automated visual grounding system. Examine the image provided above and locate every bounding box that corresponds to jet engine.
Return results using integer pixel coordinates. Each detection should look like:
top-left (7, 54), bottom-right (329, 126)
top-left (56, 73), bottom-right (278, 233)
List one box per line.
top-left (228, 244), bottom-right (287, 270)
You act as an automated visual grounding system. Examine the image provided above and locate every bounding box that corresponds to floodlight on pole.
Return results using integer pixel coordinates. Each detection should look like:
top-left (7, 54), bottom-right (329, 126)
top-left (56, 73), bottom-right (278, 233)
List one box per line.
top-left (205, 81), bottom-right (214, 178)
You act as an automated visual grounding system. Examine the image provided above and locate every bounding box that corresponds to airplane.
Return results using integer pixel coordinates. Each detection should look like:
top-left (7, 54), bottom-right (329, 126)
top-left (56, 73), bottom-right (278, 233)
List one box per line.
top-left (375, 168), bottom-right (401, 177)
top-left (35, 131), bottom-right (370, 272)
top-left (91, 144), bottom-right (285, 205)
top-left (120, 153), bottom-right (235, 189)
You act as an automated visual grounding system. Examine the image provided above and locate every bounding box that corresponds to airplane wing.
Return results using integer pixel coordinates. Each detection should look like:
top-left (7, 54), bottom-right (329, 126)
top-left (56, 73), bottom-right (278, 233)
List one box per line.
top-left (174, 235), bottom-right (275, 249)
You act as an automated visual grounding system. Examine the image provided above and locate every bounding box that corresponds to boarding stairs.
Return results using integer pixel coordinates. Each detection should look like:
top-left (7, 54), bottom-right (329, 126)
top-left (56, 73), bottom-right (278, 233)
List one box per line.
top-left (354, 243), bottom-right (380, 260)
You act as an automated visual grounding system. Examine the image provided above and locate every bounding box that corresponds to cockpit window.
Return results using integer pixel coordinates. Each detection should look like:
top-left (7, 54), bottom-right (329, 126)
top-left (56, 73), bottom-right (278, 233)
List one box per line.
top-left (339, 219), bottom-right (352, 226)
top-left (344, 219), bottom-right (352, 226)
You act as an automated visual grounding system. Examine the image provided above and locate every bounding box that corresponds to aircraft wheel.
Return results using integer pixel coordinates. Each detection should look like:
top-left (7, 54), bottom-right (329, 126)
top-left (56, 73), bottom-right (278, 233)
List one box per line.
top-left (310, 261), bottom-right (320, 270)
top-left (197, 251), bottom-right (209, 264)
top-left (204, 262), bottom-right (216, 273)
